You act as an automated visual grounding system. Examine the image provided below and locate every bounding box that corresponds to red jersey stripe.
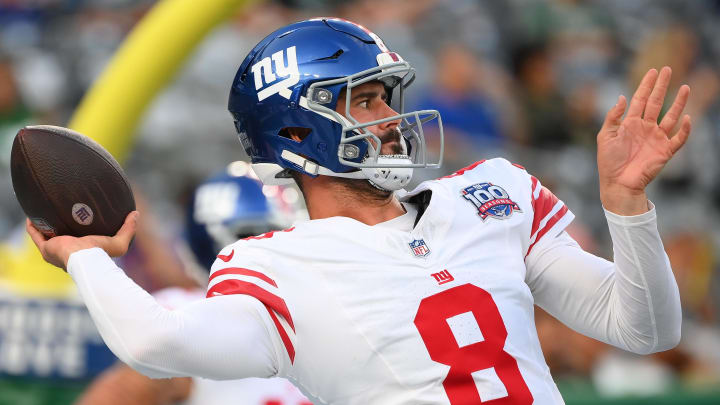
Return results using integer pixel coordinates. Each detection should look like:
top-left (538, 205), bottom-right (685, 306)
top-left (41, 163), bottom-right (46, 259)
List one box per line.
top-left (209, 268), bottom-right (277, 287)
top-left (438, 160), bottom-right (487, 180)
top-left (530, 186), bottom-right (560, 237)
top-left (265, 304), bottom-right (295, 364)
top-left (207, 280), bottom-right (295, 331)
top-left (526, 205), bottom-right (570, 256)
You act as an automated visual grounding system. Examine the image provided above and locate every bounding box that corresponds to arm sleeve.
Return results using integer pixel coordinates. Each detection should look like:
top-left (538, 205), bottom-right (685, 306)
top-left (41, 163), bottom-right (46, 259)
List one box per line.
top-left (67, 248), bottom-right (280, 380)
top-left (525, 202), bottom-right (682, 354)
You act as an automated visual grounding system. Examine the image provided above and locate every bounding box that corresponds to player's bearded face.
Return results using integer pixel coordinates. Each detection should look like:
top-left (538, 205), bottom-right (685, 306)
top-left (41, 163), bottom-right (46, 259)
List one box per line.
top-left (333, 81), bottom-right (403, 199)
top-left (336, 82), bottom-right (404, 156)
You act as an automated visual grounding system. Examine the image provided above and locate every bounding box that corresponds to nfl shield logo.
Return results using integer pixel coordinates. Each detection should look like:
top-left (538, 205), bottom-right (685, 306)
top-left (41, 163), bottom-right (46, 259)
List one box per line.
top-left (409, 239), bottom-right (430, 257)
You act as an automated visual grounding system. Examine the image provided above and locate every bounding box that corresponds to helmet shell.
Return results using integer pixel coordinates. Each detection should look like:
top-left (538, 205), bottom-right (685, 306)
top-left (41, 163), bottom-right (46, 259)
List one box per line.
top-left (229, 19), bottom-right (394, 176)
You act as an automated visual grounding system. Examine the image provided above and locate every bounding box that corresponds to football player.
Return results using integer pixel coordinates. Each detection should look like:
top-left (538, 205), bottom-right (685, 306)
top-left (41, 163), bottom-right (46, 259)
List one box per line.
top-left (29, 18), bottom-right (690, 404)
top-left (74, 164), bottom-right (310, 405)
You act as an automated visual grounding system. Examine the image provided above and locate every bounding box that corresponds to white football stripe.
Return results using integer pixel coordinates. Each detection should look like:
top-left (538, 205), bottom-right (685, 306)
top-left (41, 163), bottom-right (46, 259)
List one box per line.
top-left (532, 180), bottom-right (541, 200)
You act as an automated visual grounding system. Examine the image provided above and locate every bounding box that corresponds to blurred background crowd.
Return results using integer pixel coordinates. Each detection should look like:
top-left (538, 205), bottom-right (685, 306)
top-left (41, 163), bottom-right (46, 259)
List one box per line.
top-left (1, 0), bottom-right (719, 404)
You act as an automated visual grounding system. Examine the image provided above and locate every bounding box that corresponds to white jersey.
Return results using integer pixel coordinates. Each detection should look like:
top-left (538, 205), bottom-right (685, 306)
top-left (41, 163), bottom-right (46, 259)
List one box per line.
top-left (207, 158), bottom-right (573, 404)
top-left (152, 287), bottom-right (311, 405)
top-left (67, 157), bottom-right (680, 405)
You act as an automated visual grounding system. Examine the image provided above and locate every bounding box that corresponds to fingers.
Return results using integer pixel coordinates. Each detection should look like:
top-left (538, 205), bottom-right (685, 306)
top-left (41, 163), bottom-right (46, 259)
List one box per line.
top-left (659, 84), bottom-right (691, 133)
top-left (670, 115), bottom-right (691, 154)
top-left (627, 68), bottom-right (659, 118)
top-left (26, 218), bottom-right (47, 250)
top-left (105, 211), bottom-right (139, 256)
top-left (643, 66), bottom-right (672, 123)
top-left (601, 95), bottom-right (627, 132)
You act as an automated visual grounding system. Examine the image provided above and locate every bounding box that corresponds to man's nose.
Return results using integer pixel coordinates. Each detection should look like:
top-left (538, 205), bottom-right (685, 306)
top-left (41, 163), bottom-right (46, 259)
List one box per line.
top-left (377, 102), bottom-right (401, 131)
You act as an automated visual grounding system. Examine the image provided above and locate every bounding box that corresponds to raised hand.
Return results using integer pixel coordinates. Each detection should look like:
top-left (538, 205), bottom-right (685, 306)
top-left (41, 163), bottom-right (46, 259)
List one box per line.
top-left (597, 67), bottom-right (691, 215)
top-left (27, 211), bottom-right (139, 271)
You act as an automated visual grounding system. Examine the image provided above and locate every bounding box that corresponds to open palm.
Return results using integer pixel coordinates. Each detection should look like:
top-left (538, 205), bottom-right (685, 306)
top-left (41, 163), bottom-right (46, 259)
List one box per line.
top-left (597, 67), bottom-right (691, 195)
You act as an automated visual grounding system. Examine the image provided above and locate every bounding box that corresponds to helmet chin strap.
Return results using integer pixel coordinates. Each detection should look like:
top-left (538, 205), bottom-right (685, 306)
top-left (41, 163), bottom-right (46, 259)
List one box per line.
top-left (281, 150), bottom-right (365, 179)
top-left (362, 131), bottom-right (414, 191)
top-left (280, 150), bottom-right (412, 191)
top-left (362, 155), bottom-right (414, 191)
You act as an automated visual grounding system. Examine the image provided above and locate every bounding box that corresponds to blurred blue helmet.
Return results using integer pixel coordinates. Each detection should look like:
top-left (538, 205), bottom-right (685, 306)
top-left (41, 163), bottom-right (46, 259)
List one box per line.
top-left (186, 162), bottom-right (305, 270)
top-left (229, 18), bottom-right (444, 191)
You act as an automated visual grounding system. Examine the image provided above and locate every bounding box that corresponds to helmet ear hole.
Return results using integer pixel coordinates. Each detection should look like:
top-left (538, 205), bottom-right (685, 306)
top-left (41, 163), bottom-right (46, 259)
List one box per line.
top-left (279, 127), bottom-right (312, 143)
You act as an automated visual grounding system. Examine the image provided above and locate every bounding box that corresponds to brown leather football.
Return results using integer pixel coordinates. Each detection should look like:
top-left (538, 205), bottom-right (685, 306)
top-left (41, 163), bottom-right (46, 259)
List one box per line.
top-left (10, 125), bottom-right (136, 238)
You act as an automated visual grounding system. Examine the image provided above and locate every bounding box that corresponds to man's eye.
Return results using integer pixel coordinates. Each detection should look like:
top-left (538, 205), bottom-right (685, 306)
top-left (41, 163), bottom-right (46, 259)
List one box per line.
top-left (358, 100), bottom-right (369, 108)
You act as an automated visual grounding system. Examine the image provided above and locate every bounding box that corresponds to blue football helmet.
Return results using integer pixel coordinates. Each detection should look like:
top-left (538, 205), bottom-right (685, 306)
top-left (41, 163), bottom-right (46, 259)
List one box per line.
top-left (185, 162), bottom-right (306, 270)
top-left (229, 18), bottom-right (444, 191)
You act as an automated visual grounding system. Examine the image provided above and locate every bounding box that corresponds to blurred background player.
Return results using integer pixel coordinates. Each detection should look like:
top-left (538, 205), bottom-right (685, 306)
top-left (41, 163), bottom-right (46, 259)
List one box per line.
top-left (73, 161), bottom-right (310, 405)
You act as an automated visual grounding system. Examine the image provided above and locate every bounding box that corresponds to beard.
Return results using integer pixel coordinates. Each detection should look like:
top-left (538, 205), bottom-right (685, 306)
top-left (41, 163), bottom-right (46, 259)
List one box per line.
top-left (378, 127), bottom-right (407, 155)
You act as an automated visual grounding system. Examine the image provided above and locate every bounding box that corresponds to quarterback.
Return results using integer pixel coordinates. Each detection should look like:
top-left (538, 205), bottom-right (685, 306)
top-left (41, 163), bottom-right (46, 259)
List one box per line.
top-left (28, 19), bottom-right (689, 404)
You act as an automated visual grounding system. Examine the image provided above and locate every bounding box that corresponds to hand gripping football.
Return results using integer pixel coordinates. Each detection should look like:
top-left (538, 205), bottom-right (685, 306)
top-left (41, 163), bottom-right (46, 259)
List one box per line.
top-left (10, 125), bottom-right (136, 238)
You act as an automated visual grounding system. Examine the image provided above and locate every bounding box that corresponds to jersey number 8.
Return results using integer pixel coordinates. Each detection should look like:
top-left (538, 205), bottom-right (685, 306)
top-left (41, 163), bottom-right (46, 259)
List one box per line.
top-left (414, 283), bottom-right (533, 404)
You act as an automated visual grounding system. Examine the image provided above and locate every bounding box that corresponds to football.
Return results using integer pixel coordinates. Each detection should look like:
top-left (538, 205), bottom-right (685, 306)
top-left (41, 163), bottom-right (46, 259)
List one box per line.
top-left (10, 125), bottom-right (136, 238)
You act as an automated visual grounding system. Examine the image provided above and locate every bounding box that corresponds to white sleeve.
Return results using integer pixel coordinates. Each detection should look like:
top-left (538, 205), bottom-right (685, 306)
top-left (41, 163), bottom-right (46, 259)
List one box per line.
top-left (67, 248), bottom-right (279, 380)
top-left (525, 202), bottom-right (682, 354)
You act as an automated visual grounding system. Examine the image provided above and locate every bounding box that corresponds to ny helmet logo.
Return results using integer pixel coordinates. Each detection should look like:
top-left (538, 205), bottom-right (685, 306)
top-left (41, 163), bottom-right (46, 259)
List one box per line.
top-left (251, 46), bottom-right (299, 101)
